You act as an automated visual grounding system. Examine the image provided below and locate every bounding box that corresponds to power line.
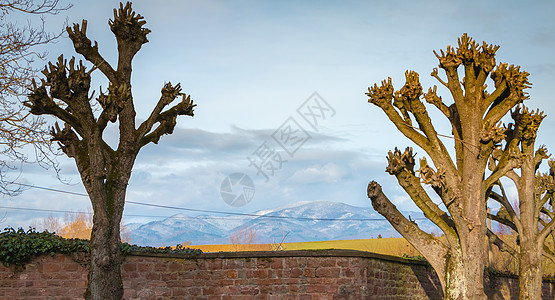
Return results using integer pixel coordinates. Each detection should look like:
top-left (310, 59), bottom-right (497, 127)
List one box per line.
top-left (15, 182), bottom-right (88, 197)
top-left (0, 205), bottom-right (395, 222)
top-left (0, 205), bottom-right (240, 221)
top-left (124, 201), bottom-right (398, 222)
top-left (0, 203), bottom-right (398, 222)
top-left (10, 182), bottom-right (427, 222)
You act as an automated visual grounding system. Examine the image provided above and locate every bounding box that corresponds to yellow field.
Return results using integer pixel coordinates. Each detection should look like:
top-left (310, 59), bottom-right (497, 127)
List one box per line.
top-left (192, 237), bottom-right (420, 258)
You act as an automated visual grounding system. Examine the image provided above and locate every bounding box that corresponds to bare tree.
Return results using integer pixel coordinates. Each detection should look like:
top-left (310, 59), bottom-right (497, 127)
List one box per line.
top-left (366, 34), bottom-right (531, 299)
top-left (25, 2), bottom-right (196, 299)
top-left (229, 226), bottom-right (258, 251)
top-left (30, 212), bottom-right (62, 232)
top-left (0, 0), bottom-right (70, 195)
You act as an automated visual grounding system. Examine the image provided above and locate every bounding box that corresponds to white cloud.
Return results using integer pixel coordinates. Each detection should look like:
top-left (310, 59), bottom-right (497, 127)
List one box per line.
top-left (287, 163), bottom-right (345, 185)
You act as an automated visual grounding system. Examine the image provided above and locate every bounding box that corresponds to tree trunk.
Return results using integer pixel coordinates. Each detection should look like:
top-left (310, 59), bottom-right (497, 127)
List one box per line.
top-left (84, 180), bottom-right (127, 300)
top-left (518, 140), bottom-right (543, 300)
top-left (440, 230), bottom-right (487, 300)
top-left (443, 248), bottom-right (467, 300)
top-left (461, 227), bottom-right (487, 300)
top-left (86, 215), bottom-right (123, 300)
top-left (518, 239), bottom-right (542, 299)
top-left (456, 128), bottom-right (488, 300)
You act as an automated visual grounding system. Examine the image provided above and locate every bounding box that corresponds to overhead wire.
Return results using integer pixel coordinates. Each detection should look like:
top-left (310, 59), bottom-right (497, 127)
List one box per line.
top-left (8, 182), bottom-right (427, 222)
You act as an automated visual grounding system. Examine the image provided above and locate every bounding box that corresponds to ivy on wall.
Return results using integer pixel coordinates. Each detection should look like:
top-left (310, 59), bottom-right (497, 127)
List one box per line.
top-left (0, 227), bottom-right (89, 268)
top-left (0, 227), bottom-right (201, 269)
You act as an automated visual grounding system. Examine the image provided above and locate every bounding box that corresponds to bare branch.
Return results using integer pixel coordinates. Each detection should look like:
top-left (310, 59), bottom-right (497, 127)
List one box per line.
top-left (540, 218), bottom-right (555, 241)
top-left (395, 71), bottom-right (458, 178)
top-left (423, 85), bottom-right (450, 118)
top-left (367, 75), bottom-right (458, 182)
top-left (367, 77), bottom-right (431, 150)
top-left (487, 183), bottom-right (522, 232)
top-left (484, 64), bottom-right (531, 125)
top-left (109, 1), bottom-right (151, 77)
top-left (66, 20), bottom-right (117, 82)
top-left (137, 82), bottom-right (184, 138)
top-left (487, 212), bottom-right (518, 232)
top-left (0, 0), bottom-right (71, 193)
top-left (487, 229), bottom-right (516, 257)
top-left (485, 155), bottom-right (520, 191)
top-left (543, 242), bottom-right (555, 263)
top-left (367, 181), bottom-right (449, 275)
top-left (433, 51), bottom-right (464, 104)
top-left (139, 86), bottom-right (195, 147)
top-left (385, 148), bottom-right (458, 242)
top-left (538, 193), bottom-right (553, 216)
top-left (0, 0), bottom-right (71, 14)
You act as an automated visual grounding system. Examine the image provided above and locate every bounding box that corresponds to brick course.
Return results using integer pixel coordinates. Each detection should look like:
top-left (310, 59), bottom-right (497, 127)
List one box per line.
top-left (1, 249), bottom-right (554, 299)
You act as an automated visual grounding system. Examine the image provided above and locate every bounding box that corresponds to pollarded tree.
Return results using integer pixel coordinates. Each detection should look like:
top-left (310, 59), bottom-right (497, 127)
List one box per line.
top-left (25, 2), bottom-right (196, 299)
top-left (487, 105), bottom-right (555, 300)
top-left (538, 160), bottom-right (555, 262)
top-left (366, 34), bottom-right (531, 299)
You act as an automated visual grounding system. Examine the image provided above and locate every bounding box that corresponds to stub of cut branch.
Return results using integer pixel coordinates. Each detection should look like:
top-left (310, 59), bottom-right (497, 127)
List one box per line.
top-left (386, 147), bottom-right (415, 176)
top-left (366, 77), bottom-right (394, 109)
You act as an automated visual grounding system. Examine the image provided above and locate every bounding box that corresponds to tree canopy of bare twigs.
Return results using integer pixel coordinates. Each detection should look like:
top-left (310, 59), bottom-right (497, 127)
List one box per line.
top-left (0, 0), bottom-right (71, 195)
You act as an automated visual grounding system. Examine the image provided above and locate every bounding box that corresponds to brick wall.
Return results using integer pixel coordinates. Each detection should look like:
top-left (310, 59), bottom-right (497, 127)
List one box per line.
top-left (1, 250), bottom-right (554, 299)
top-left (0, 253), bottom-right (88, 299)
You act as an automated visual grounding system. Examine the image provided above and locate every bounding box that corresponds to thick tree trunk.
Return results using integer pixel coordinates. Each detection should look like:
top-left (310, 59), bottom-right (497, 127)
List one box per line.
top-left (441, 230), bottom-right (487, 300)
top-left (455, 127), bottom-right (488, 300)
top-left (368, 181), bottom-right (488, 299)
top-left (86, 215), bottom-right (123, 300)
top-left (84, 180), bottom-right (127, 300)
top-left (460, 228), bottom-right (487, 300)
top-left (518, 239), bottom-right (542, 299)
top-left (518, 143), bottom-right (543, 300)
top-left (444, 248), bottom-right (465, 300)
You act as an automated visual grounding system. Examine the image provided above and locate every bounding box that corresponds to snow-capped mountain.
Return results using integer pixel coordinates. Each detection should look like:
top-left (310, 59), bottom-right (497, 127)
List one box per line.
top-left (127, 213), bottom-right (227, 246)
top-left (127, 201), bottom-right (437, 247)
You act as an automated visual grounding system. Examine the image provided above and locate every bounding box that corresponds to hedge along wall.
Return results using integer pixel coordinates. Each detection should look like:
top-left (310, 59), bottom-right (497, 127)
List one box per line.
top-left (1, 249), bottom-right (555, 299)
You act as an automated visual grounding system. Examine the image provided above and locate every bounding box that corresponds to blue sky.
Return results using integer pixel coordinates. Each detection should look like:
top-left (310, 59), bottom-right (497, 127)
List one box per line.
top-left (2, 0), bottom-right (555, 230)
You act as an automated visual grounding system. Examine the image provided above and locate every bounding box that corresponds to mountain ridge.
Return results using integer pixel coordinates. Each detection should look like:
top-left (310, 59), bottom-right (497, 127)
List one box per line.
top-left (127, 200), bottom-right (436, 247)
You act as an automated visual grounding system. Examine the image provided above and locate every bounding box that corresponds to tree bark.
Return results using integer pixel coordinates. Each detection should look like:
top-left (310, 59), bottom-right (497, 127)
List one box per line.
top-left (443, 248), bottom-right (465, 300)
top-left (458, 164), bottom-right (488, 299)
top-left (518, 238), bottom-right (542, 299)
top-left (517, 136), bottom-right (545, 299)
top-left (518, 150), bottom-right (543, 299)
top-left (83, 172), bottom-right (128, 299)
top-left (458, 227), bottom-right (487, 299)
top-left (368, 180), bottom-right (488, 299)
top-left (87, 204), bottom-right (124, 300)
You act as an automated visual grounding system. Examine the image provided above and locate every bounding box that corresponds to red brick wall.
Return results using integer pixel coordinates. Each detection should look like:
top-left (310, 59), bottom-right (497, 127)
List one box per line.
top-left (1, 250), bottom-right (554, 299)
top-left (0, 253), bottom-right (88, 299)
